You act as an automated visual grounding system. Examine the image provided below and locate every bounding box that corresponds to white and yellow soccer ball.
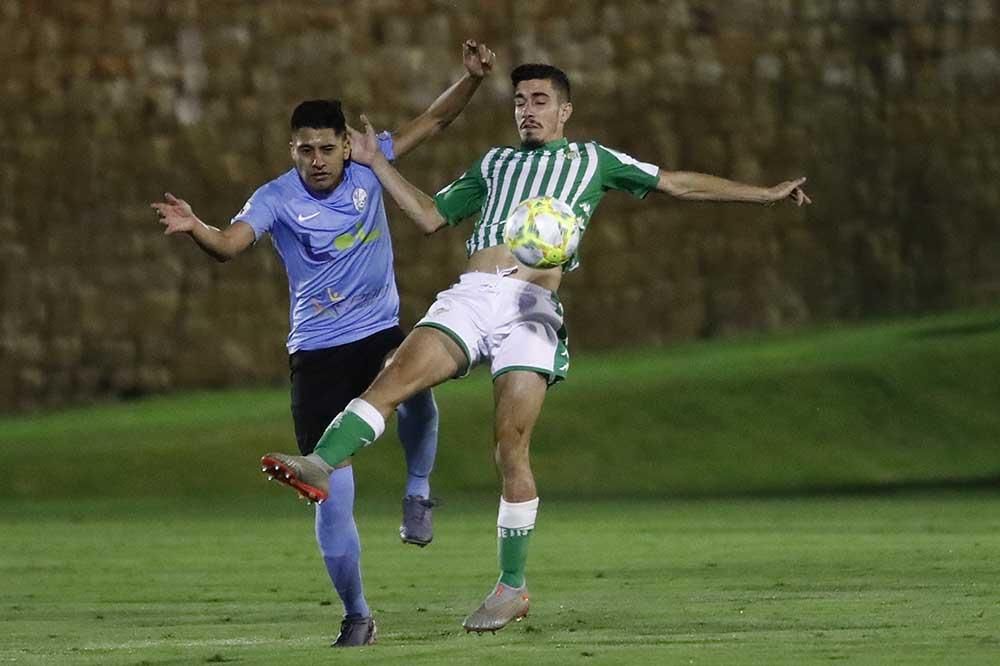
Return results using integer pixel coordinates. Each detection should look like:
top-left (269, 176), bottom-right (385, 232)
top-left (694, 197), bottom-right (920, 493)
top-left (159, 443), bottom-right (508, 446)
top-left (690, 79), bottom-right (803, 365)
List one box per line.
top-left (503, 196), bottom-right (581, 269)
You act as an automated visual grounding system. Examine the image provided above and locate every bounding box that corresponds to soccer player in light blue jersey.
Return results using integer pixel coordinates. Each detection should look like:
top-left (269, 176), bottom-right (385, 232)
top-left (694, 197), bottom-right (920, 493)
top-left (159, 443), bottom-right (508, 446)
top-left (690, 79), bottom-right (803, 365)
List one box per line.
top-left (261, 62), bottom-right (812, 635)
top-left (152, 40), bottom-right (496, 647)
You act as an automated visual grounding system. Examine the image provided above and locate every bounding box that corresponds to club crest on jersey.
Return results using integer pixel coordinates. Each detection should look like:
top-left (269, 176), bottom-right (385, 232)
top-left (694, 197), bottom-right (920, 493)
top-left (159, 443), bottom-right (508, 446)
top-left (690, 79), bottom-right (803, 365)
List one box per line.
top-left (352, 187), bottom-right (368, 212)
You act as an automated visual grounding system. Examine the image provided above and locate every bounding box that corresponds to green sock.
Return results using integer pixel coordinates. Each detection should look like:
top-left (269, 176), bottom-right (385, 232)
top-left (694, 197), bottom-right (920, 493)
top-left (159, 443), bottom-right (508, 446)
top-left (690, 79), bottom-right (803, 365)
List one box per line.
top-left (312, 410), bottom-right (376, 467)
top-left (497, 525), bottom-right (533, 588)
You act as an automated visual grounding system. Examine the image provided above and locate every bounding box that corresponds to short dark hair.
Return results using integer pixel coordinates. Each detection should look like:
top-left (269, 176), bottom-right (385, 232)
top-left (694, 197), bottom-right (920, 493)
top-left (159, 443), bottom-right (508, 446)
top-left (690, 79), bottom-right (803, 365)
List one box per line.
top-left (290, 99), bottom-right (346, 134)
top-left (510, 64), bottom-right (571, 102)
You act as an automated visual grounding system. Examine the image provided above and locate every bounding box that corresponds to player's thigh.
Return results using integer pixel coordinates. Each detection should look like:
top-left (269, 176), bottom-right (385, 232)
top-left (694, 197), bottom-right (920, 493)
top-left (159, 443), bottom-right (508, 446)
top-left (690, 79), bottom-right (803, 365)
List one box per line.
top-left (362, 327), bottom-right (465, 410)
top-left (492, 370), bottom-right (549, 447)
top-left (289, 349), bottom-right (361, 455)
top-left (289, 327), bottom-right (406, 454)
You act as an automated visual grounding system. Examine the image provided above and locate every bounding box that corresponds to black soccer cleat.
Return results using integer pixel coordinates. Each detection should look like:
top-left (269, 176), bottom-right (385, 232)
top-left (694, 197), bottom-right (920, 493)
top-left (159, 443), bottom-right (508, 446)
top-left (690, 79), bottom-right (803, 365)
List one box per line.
top-left (332, 616), bottom-right (376, 647)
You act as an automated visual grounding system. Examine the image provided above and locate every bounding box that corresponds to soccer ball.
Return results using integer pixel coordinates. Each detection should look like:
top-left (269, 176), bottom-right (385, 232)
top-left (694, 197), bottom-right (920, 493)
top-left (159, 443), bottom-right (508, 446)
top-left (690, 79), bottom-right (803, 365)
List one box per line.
top-left (503, 196), bottom-right (581, 269)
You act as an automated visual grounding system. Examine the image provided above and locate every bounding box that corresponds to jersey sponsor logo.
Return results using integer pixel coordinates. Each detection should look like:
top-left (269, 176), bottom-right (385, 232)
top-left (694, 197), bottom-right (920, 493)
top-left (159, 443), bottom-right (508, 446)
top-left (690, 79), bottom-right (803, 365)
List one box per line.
top-left (352, 187), bottom-right (368, 212)
top-left (309, 283), bottom-right (394, 320)
top-left (333, 222), bottom-right (381, 251)
top-left (297, 211), bottom-right (321, 222)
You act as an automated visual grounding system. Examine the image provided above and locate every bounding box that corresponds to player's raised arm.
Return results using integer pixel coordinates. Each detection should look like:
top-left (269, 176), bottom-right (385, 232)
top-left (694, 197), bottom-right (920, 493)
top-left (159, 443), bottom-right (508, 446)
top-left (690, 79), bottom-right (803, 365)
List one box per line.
top-left (150, 193), bottom-right (255, 262)
top-left (390, 39), bottom-right (496, 159)
top-left (349, 116), bottom-right (447, 235)
top-left (657, 171), bottom-right (812, 206)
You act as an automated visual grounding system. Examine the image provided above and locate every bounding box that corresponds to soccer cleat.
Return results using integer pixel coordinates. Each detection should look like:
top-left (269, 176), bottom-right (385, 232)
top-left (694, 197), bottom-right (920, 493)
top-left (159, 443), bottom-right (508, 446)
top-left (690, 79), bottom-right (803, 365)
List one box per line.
top-left (260, 453), bottom-right (332, 504)
top-left (331, 616), bottom-right (376, 647)
top-left (400, 495), bottom-right (436, 547)
top-left (462, 582), bottom-right (530, 633)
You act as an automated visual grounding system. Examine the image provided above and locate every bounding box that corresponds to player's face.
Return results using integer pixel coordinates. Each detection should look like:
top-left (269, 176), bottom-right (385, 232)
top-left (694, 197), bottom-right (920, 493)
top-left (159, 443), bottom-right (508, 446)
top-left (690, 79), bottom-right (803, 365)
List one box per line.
top-left (514, 79), bottom-right (572, 148)
top-left (290, 128), bottom-right (350, 193)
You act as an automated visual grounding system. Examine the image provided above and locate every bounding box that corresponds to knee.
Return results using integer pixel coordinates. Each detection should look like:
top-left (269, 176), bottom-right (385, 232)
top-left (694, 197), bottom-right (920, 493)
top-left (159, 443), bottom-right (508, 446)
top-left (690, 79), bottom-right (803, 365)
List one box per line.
top-left (493, 435), bottom-right (530, 477)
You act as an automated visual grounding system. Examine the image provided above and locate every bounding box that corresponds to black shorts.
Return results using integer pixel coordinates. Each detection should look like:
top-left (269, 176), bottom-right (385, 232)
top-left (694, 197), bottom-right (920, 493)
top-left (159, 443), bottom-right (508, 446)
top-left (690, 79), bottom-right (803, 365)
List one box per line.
top-left (289, 326), bottom-right (406, 455)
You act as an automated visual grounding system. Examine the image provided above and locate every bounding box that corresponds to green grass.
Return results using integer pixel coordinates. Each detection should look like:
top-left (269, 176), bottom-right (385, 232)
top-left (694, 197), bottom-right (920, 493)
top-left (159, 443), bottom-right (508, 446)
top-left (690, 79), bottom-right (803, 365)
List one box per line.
top-left (1, 493), bottom-right (997, 664)
top-left (1, 309), bottom-right (999, 662)
top-left (1, 307), bottom-right (999, 499)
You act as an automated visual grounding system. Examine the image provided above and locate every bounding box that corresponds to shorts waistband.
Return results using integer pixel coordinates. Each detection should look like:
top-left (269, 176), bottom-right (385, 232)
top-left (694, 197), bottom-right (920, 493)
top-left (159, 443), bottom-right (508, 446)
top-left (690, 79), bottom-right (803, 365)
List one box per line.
top-left (457, 271), bottom-right (557, 298)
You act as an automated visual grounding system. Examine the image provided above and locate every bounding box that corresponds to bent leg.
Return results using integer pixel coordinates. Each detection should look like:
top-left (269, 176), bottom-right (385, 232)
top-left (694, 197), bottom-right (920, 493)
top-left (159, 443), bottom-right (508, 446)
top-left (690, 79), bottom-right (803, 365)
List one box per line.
top-left (312, 328), bottom-right (464, 467)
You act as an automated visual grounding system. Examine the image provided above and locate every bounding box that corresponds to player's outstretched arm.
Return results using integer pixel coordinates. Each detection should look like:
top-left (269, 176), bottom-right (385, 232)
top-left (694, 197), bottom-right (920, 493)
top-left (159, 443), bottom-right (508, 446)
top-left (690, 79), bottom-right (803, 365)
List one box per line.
top-left (349, 116), bottom-right (447, 235)
top-left (150, 193), bottom-right (255, 262)
top-left (657, 172), bottom-right (812, 206)
top-left (391, 39), bottom-right (495, 159)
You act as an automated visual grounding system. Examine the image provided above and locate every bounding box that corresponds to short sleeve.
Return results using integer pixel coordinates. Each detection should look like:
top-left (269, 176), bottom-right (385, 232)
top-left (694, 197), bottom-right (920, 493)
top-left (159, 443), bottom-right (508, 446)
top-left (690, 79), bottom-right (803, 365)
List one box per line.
top-left (597, 144), bottom-right (660, 199)
top-left (433, 157), bottom-right (487, 226)
top-left (376, 131), bottom-right (395, 162)
top-left (231, 184), bottom-right (278, 240)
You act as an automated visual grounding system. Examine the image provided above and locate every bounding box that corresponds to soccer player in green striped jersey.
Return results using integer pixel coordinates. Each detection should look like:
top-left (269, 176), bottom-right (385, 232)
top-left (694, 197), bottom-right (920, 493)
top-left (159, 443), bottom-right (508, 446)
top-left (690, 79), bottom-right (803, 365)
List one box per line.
top-left (263, 63), bottom-right (811, 634)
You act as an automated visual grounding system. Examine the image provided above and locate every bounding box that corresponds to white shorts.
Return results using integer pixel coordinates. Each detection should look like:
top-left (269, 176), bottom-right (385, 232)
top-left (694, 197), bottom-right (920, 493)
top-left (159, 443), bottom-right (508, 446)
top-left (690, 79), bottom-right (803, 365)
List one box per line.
top-left (415, 272), bottom-right (569, 385)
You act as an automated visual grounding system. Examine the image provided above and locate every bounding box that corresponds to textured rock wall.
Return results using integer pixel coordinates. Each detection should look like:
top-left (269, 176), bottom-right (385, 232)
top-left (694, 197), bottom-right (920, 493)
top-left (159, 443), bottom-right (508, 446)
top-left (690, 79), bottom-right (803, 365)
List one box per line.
top-left (2, 0), bottom-right (999, 411)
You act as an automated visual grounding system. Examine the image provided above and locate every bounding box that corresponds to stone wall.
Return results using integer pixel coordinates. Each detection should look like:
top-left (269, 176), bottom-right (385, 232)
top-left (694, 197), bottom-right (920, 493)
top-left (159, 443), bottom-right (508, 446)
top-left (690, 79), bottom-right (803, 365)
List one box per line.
top-left (2, 0), bottom-right (999, 411)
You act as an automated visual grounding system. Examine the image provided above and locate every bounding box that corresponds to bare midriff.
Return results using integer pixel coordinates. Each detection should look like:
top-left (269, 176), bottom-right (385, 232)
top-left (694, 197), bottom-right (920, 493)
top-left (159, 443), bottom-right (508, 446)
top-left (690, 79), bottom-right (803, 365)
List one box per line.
top-left (464, 245), bottom-right (563, 292)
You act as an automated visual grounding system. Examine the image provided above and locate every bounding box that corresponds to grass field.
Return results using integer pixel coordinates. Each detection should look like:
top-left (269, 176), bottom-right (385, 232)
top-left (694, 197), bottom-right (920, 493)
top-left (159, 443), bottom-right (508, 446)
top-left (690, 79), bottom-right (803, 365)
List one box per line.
top-left (1, 309), bottom-right (998, 663)
top-left (1, 493), bottom-right (998, 665)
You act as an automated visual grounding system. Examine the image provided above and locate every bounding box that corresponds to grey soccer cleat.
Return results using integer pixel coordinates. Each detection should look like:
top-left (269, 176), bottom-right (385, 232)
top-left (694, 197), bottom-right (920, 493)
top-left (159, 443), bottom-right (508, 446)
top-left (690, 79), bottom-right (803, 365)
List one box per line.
top-left (332, 616), bottom-right (376, 647)
top-left (260, 453), bottom-right (332, 504)
top-left (462, 582), bottom-right (530, 633)
top-left (400, 495), bottom-right (436, 547)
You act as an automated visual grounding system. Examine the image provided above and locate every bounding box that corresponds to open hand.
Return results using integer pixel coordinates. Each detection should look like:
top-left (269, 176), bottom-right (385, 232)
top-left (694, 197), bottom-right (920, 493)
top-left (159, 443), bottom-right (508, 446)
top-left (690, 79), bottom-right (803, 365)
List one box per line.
top-left (150, 193), bottom-right (199, 234)
top-left (463, 39), bottom-right (495, 78)
top-left (765, 177), bottom-right (812, 207)
top-left (347, 115), bottom-right (381, 166)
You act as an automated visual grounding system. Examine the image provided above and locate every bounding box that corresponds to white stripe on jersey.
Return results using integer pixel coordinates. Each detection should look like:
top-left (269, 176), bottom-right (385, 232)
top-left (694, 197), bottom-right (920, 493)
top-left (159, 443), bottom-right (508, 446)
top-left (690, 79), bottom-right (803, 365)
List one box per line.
top-left (479, 150), bottom-right (521, 251)
top-left (508, 152), bottom-right (537, 213)
top-left (556, 144), bottom-right (584, 202)
top-left (603, 146), bottom-right (659, 177)
top-left (543, 151), bottom-right (566, 196)
top-left (526, 153), bottom-right (550, 199)
top-left (569, 143), bottom-right (600, 207)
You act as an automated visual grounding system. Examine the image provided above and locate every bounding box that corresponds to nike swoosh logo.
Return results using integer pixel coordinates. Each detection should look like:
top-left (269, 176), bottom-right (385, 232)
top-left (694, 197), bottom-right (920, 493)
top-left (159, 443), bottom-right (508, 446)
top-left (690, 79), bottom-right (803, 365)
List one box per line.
top-left (297, 212), bottom-right (320, 222)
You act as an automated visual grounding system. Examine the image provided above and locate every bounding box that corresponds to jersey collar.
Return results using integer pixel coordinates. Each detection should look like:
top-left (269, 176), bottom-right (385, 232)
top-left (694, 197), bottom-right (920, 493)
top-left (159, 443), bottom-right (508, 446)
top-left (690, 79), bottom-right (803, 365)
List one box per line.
top-left (520, 138), bottom-right (569, 153)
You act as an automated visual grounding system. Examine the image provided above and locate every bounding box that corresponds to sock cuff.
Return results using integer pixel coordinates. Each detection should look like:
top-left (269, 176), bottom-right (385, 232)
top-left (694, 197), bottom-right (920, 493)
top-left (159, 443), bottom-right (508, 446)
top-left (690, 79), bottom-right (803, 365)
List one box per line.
top-left (346, 398), bottom-right (385, 440)
top-left (497, 496), bottom-right (539, 529)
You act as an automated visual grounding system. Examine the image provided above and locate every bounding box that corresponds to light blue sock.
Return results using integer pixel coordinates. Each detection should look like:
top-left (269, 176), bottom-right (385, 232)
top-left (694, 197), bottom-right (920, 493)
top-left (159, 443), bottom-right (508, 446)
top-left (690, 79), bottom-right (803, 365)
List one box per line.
top-left (315, 466), bottom-right (369, 619)
top-left (396, 389), bottom-right (438, 498)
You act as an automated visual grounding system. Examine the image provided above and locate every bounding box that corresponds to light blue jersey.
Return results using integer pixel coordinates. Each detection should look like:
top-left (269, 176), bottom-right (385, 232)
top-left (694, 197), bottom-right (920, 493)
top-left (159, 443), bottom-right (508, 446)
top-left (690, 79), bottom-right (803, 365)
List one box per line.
top-left (232, 134), bottom-right (399, 353)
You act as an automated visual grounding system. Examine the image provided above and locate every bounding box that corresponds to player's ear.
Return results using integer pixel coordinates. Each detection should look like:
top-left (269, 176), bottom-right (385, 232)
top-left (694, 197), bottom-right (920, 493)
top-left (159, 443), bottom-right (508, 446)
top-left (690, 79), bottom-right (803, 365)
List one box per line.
top-left (559, 102), bottom-right (573, 124)
top-left (343, 133), bottom-right (351, 159)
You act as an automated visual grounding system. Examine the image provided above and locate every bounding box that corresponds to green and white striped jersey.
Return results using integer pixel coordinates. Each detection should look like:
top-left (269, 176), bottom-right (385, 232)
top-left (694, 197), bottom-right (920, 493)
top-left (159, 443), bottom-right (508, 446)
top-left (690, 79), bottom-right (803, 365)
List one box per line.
top-left (433, 138), bottom-right (660, 270)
